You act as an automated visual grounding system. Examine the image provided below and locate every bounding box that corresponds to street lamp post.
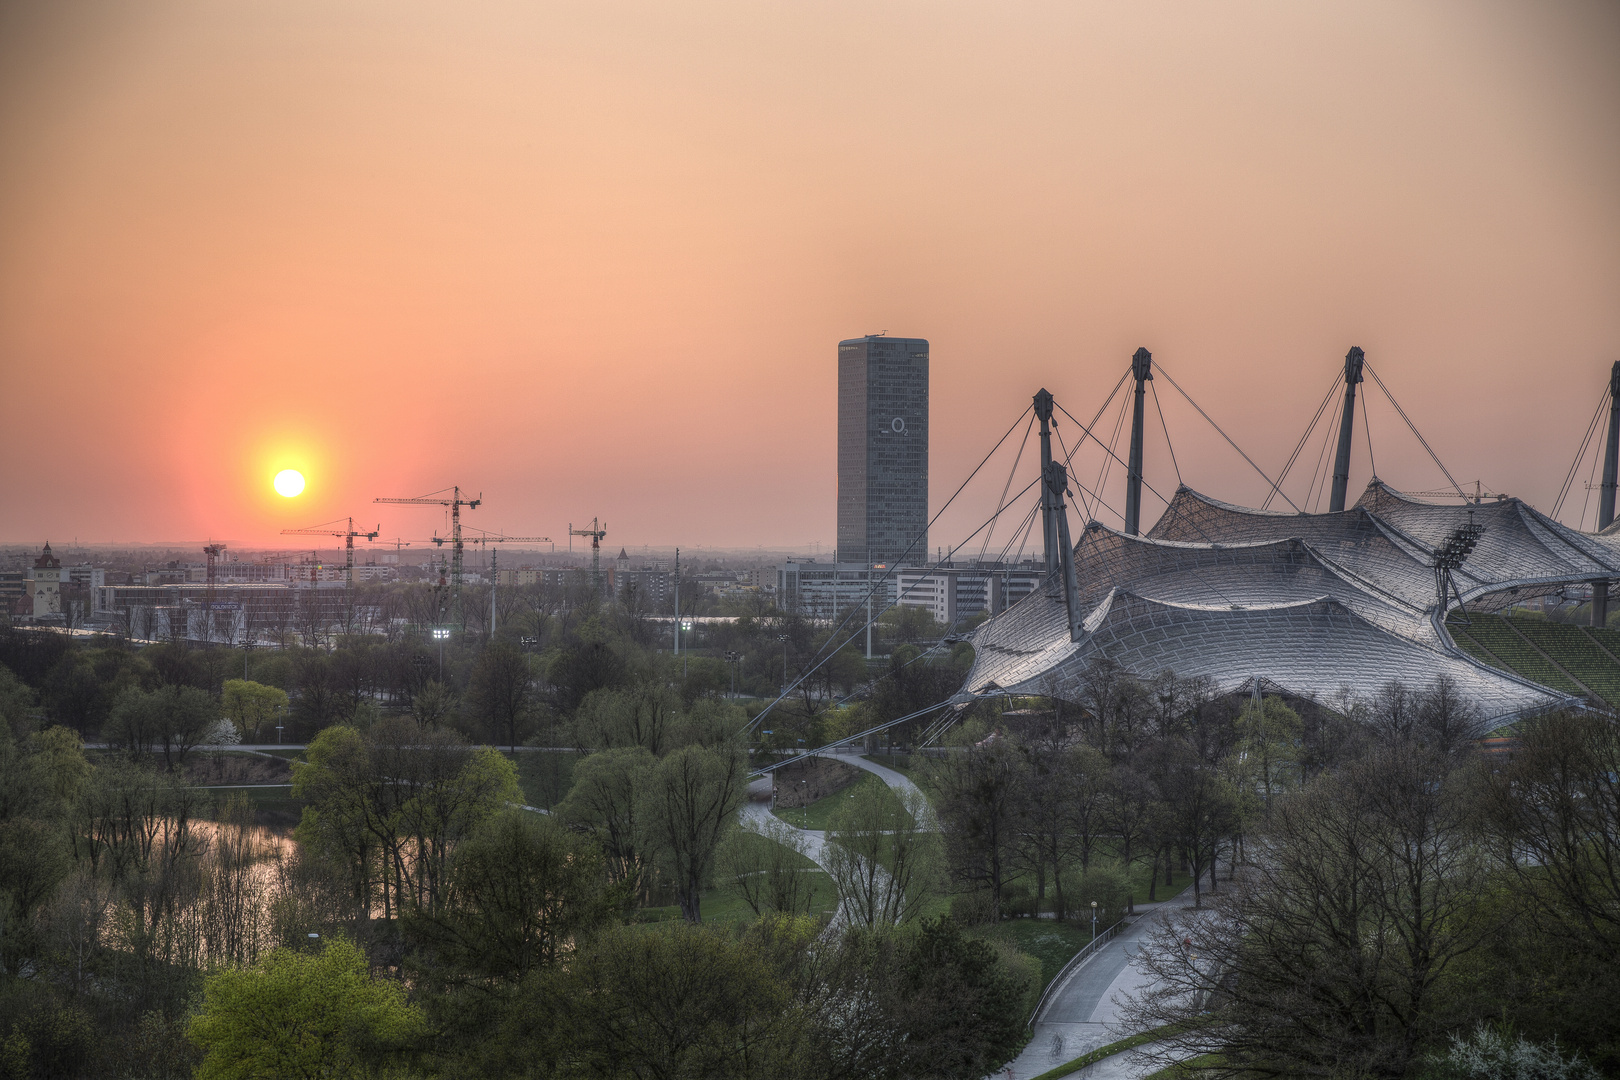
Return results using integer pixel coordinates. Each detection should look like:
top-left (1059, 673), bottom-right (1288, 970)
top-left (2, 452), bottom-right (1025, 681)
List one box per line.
top-left (1091, 900), bottom-right (1099, 943)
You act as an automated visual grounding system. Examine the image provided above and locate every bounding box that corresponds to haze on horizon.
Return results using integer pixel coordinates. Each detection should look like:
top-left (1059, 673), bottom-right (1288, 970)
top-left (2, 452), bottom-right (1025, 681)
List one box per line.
top-left (1, 0), bottom-right (1615, 553)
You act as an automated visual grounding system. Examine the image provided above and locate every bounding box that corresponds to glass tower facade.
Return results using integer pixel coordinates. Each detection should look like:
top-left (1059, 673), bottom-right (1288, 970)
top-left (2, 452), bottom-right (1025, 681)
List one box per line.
top-left (837, 335), bottom-right (928, 566)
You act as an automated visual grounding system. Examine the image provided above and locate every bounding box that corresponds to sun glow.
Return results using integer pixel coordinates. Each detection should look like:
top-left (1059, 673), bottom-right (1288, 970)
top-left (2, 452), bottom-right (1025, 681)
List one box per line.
top-left (273, 469), bottom-right (306, 497)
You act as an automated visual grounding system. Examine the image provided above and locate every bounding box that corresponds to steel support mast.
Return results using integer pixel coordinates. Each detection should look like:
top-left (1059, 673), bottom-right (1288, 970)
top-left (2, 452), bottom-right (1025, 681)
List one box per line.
top-left (1600, 361), bottom-right (1620, 530)
top-left (1033, 389), bottom-right (1061, 577)
top-left (1124, 348), bottom-right (1152, 536)
top-left (1593, 361), bottom-right (1620, 626)
top-left (1044, 459), bottom-right (1085, 641)
top-left (1329, 347), bottom-right (1366, 513)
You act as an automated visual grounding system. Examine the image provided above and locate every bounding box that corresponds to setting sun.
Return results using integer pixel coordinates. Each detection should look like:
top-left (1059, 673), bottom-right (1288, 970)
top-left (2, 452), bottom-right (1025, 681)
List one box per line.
top-left (273, 469), bottom-right (306, 498)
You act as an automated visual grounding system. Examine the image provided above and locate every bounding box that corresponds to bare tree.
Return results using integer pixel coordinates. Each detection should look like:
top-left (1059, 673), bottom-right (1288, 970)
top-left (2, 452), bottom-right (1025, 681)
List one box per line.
top-left (1123, 741), bottom-right (1496, 1079)
top-left (824, 784), bottom-right (939, 927)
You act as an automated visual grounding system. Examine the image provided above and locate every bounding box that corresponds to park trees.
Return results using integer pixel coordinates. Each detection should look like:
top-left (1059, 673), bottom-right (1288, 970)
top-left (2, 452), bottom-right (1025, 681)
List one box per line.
top-left (468, 639), bottom-right (536, 751)
top-left (823, 783), bottom-right (939, 928)
top-left (532, 920), bottom-right (807, 1080)
top-left (558, 746), bottom-right (657, 901)
top-left (104, 684), bottom-right (216, 770)
top-left (1124, 739), bottom-right (1498, 1079)
top-left (929, 734), bottom-right (1024, 913)
top-left (644, 743), bottom-right (747, 922)
top-left (189, 937), bottom-right (424, 1080)
top-left (403, 808), bottom-right (621, 1066)
top-left (293, 720), bottom-right (522, 923)
top-left (220, 679), bottom-right (288, 743)
top-left (716, 816), bottom-right (823, 918)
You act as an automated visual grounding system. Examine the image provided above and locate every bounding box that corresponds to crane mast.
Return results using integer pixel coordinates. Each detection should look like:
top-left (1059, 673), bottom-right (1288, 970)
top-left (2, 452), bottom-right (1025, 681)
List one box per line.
top-left (375, 487), bottom-right (481, 594)
top-left (280, 517), bottom-right (381, 587)
top-left (443, 529), bottom-right (551, 635)
top-left (569, 518), bottom-right (608, 597)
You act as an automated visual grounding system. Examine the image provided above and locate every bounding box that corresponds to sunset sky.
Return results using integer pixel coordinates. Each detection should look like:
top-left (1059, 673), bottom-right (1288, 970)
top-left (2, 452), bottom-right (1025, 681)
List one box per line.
top-left (2, 1), bottom-right (1616, 553)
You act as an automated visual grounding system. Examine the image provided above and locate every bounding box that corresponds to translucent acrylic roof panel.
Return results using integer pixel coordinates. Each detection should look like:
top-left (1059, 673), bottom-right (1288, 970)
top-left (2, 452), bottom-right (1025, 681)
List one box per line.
top-left (966, 592), bottom-right (1561, 726)
top-left (1356, 483), bottom-right (1620, 592)
top-left (1073, 524), bottom-right (1436, 646)
top-left (961, 481), bottom-right (1601, 721)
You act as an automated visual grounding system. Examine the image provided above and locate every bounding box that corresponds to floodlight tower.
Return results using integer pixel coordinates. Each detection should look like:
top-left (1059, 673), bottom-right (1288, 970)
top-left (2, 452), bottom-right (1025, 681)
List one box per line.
top-left (1124, 348), bottom-right (1152, 536)
top-left (1329, 347), bottom-right (1366, 513)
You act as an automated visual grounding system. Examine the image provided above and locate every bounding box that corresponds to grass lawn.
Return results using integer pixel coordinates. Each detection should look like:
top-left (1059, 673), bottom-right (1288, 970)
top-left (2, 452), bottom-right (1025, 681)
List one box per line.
top-left (504, 750), bottom-right (578, 810)
top-left (636, 872), bottom-right (841, 927)
top-left (977, 919), bottom-right (1102, 995)
top-left (863, 751), bottom-right (912, 774)
top-left (771, 771), bottom-right (908, 830)
top-left (1127, 862), bottom-right (1198, 906)
top-left (1144, 1054), bottom-right (1222, 1078)
top-left (257, 748), bottom-right (306, 760)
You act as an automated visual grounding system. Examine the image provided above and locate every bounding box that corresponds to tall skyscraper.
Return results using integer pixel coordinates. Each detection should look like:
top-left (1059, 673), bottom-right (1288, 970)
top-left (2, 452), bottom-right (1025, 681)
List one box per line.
top-left (838, 335), bottom-right (928, 566)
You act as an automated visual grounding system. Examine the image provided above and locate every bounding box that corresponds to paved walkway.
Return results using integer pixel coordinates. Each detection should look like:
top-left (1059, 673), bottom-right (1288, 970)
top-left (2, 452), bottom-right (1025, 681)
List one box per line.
top-left (738, 799), bottom-right (831, 865)
top-left (997, 893), bottom-right (1200, 1080)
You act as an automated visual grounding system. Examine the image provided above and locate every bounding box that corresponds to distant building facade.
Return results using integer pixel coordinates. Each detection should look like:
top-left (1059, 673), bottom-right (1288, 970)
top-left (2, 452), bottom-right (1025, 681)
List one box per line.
top-left (838, 335), bottom-right (928, 566)
top-left (27, 543), bottom-right (63, 619)
top-left (777, 561), bottom-right (898, 622)
top-left (895, 563), bottom-right (1046, 628)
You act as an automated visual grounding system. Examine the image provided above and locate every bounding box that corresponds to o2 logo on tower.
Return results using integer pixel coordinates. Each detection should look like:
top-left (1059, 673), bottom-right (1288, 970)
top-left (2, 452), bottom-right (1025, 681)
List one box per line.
top-left (889, 417), bottom-right (907, 435)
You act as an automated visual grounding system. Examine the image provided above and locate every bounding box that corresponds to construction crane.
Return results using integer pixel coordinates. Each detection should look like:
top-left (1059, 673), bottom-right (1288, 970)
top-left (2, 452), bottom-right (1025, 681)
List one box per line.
top-left (375, 487), bottom-right (480, 594)
top-left (569, 518), bottom-right (608, 596)
top-left (202, 543), bottom-right (227, 644)
top-left (447, 528), bottom-right (552, 635)
top-left (280, 517), bottom-right (381, 587)
top-left (371, 537), bottom-right (413, 564)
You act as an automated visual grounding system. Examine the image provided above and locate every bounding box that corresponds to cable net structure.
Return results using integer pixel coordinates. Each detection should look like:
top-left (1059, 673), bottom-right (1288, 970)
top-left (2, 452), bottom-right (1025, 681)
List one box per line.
top-left (961, 478), bottom-right (1620, 726)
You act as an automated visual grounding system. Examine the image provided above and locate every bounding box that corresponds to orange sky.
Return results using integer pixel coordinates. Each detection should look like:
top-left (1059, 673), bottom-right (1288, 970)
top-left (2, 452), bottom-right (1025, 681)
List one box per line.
top-left (1, 0), bottom-right (1616, 552)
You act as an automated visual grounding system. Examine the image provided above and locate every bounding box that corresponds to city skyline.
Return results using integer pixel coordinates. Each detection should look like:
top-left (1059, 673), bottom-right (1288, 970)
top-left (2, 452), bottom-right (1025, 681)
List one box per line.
top-left (1, 1), bottom-right (1616, 549)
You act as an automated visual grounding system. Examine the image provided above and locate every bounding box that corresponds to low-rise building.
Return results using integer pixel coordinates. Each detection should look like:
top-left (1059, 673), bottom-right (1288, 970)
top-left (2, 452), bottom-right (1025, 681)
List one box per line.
top-left (895, 563), bottom-right (1046, 628)
top-left (777, 561), bottom-right (898, 622)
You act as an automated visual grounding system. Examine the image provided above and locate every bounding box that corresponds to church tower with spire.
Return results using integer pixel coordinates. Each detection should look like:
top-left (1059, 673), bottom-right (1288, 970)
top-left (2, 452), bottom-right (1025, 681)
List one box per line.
top-left (28, 542), bottom-right (62, 619)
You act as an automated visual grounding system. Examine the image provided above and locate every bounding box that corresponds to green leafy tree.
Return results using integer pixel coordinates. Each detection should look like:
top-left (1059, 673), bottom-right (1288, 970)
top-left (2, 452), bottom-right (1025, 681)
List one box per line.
top-left (878, 916), bottom-right (1037, 1078)
top-left (188, 937), bottom-right (425, 1080)
top-left (1236, 695), bottom-right (1304, 816)
top-left (823, 783), bottom-right (939, 927)
top-left (929, 738), bottom-right (1024, 912)
top-left (716, 818), bottom-right (823, 917)
top-left (558, 746), bottom-right (656, 899)
top-left (221, 679), bottom-right (288, 743)
top-left (406, 811), bottom-right (619, 987)
top-left (533, 921), bottom-right (803, 1080)
top-left (469, 640), bottom-right (536, 751)
top-left (295, 720), bottom-right (522, 922)
top-left (104, 685), bottom-right (216, 770)
top-left (645, 744), bottom-right (747, 922)
top-left (575, 685), bottom-right (678, 754)
top-left (0, 663), bottom-right (40, 741)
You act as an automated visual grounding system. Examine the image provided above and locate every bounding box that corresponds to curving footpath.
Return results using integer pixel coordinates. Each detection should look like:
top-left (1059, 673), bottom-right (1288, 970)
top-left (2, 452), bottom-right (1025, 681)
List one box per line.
top-left (996, 892), bottom-right (1201, 1080)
